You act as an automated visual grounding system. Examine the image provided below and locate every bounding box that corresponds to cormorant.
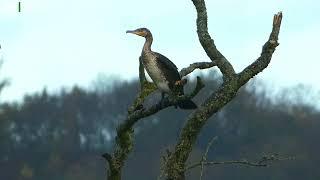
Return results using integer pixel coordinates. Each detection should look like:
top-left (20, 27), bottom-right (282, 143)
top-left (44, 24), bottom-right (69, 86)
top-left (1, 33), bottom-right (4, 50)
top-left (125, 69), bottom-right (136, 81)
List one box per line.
top-left (126, 28), bottom-right (197, 109)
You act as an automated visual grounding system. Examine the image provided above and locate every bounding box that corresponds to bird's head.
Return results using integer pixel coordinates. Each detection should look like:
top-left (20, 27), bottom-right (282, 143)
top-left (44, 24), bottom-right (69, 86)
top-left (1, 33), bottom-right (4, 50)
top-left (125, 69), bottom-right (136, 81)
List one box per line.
top-left (126, 28), bottom-right (152, 38)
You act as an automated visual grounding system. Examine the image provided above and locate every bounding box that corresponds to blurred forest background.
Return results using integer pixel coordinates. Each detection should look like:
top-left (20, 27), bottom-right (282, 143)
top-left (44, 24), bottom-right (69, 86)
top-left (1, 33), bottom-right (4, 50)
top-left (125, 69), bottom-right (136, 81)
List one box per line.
top-left (0, 70), bottom-right (319, 180)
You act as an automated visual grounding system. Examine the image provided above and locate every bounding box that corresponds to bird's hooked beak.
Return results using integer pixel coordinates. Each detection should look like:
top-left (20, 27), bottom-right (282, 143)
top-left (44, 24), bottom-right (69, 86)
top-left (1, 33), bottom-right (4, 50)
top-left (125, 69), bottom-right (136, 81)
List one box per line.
top-left (126, 30), bottom-right (135, 34)
top-left (126, 30), bottom-right (143, 37)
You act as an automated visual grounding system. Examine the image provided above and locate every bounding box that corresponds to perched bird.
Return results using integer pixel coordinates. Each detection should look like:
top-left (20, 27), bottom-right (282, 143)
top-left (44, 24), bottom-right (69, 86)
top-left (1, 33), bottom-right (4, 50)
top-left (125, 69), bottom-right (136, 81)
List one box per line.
top-left (126, 28), bottom-right (197, 109)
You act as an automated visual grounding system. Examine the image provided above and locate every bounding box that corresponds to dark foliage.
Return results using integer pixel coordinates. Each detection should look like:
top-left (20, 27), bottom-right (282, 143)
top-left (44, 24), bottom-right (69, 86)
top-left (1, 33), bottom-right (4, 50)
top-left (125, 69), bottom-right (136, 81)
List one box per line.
top-left (0, 73), bottom-right (319, 180)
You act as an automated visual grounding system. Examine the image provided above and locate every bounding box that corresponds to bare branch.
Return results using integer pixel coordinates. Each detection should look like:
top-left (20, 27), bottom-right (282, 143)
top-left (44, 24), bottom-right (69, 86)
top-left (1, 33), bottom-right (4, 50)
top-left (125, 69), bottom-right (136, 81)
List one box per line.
top-left (199, 136), bottom-right (217, 180)
top-left (105, 2), bottom-right (283, 179)
top-left (238, 12), bottom-right (283, 85)
top-left (121, 76), bottom-right (204, 134)
top-left (129, 58), bottom-right (212, 114)
top-left (191, 0), bottom-right (235, 80)
top-left (105, 76), bottom-right (204, 179)
top-left (128, 56), bottom-right (157, 114)
top-left (164, 8), bottom-right (283, 180)
top-left (104, 56), bottom-right (157, 179)
top-left (184, 138), bottom-right (294, 180)
top-left (186, 154), bottom-right (295, 171)
top-left (127, 81), bottom-right (157, 114)
top-left (165, 79), bottom-right (240, 179)
top-left (179, 62), bottom-right (216, 77)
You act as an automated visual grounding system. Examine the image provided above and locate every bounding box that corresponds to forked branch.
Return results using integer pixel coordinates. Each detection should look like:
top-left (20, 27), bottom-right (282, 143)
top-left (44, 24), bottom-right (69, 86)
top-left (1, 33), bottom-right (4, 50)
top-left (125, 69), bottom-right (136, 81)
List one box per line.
top-left (164, 2), bottom-right (282, 179)
top-left (104, 58), bottom-right (209, 179)
top-left (180, 62), bottom-right (216, 77)
top-left (191, 0), bottom-right (236, 80)
top-left (238, 12), bottom-right (283, 85)
top-left (104, 0), bottom-right (283, 179)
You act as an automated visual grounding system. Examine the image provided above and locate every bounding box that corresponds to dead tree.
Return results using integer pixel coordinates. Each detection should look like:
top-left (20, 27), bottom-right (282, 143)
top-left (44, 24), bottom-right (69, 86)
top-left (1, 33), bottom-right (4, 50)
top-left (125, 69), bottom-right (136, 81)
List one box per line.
top-left (103, 0), bottom-right (283, 179)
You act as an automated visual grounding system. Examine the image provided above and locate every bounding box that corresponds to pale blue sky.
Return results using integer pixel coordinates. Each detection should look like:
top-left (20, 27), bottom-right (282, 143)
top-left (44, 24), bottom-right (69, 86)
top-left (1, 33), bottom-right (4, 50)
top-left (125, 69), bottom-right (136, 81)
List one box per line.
top-left (0, 0), bottom-right (319, 105)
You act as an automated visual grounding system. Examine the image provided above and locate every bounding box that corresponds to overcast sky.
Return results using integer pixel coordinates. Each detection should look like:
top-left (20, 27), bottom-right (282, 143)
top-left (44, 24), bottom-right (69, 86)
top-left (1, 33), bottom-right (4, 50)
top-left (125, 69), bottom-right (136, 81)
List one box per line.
top-left (0, 0), bottom-right (319, 105)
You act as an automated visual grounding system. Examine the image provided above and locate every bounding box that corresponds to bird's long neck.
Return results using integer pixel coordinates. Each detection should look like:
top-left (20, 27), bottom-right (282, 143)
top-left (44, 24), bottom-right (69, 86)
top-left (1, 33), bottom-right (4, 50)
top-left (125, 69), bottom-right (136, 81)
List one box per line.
top-left (143, 35), bottom-right (153, 53)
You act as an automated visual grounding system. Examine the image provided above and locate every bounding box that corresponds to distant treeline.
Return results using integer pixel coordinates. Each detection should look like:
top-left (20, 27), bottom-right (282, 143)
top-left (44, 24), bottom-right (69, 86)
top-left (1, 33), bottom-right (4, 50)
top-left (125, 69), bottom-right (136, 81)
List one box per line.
top-left (0, 71), bottom-right (319, 180)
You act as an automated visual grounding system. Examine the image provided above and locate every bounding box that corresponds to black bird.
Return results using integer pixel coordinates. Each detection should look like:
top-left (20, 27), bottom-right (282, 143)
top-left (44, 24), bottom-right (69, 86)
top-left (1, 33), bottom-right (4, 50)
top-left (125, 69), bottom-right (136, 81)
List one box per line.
top-left (126, 28), bottom-right (197, 109)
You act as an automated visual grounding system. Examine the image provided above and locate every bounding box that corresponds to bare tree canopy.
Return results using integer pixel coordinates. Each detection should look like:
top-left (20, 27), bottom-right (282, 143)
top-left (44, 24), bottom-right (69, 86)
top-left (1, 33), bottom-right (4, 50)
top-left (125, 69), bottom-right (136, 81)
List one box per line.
top-left (103, 0), bottom-right (283, 179)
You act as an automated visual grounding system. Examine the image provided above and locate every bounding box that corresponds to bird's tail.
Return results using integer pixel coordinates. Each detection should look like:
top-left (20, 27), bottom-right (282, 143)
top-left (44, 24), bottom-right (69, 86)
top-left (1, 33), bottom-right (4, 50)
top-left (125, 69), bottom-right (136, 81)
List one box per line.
top-left (177, 99), bottom-right (197, 109)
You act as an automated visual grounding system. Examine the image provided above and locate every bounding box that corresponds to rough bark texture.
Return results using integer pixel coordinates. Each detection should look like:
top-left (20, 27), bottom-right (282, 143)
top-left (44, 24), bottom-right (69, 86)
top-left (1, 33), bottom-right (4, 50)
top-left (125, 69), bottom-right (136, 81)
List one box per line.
top-left (191, 0), bottom-right (236, 81)
top-left (104, 0), bottom-right (283, 179)
top-left (103, 58), bottom-right (209, 179)
top-left (164, 0), bottom-right (282, 179)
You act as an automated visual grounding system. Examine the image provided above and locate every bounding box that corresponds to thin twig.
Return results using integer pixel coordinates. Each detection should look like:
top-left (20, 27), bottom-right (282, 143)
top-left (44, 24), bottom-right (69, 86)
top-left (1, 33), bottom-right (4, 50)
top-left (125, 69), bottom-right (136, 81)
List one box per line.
top-left (199, 136), bottom-right (218, 180)
top-left (186, 154), bottom-right (295, 171)
top-left (180, 62), bottom-right (216, 77)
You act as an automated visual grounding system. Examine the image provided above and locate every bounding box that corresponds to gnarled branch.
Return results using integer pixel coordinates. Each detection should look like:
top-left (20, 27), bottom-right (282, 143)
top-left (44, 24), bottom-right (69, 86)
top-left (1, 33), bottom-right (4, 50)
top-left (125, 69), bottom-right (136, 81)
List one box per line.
top-left (164, 3), bottom-right (283, 180)
top-left (191, 0), bottom-right (235, 80)
top-left (238, 12), bottom-right (283, 85)
top-left (180, 62), bottom-right (216, 77)
top-left (104, 61), bottom-right (207, 179)
top-left (104, 1), bottom-right (283, 179)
